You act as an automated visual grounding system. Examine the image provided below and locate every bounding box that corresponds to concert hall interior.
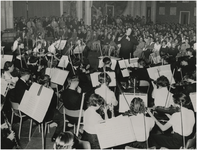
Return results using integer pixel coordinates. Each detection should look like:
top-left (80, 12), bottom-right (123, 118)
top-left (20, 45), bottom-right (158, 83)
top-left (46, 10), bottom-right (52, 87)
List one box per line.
top-left (1, 1), bottom-right (196, 149)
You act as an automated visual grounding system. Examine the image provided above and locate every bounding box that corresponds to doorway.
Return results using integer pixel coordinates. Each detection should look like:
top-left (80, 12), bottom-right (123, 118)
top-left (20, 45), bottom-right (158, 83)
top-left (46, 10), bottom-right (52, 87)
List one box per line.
top-left (179, 11), bottom-right (190, 24)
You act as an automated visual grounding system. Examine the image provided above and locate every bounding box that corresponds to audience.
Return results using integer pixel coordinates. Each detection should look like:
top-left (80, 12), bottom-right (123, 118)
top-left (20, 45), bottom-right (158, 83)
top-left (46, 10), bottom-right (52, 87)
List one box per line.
top-left (1, 11), bottom-right (196, 149)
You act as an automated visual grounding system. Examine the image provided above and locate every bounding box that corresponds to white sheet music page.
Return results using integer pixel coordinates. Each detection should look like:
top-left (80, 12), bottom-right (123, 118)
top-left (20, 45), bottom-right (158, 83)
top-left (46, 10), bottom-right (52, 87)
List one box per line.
top-left (96, 115), bottom-right (136, 149)
top-left (119, 93), bottom-right (147, 113)
top-left (1, 55), bottom-right (13, 69)
top-left (147, 65), bottom-right (175, 84)
top-left (45, 68), bottom-right (69, 85)
top-left (121, 69), bottom-right (130, 77)
top-left (19, 83), bottom-right (54, 123)
top-left (1, 78), bottom-right (9, 97)
top-left (58, 55), bottom-right (69, 68)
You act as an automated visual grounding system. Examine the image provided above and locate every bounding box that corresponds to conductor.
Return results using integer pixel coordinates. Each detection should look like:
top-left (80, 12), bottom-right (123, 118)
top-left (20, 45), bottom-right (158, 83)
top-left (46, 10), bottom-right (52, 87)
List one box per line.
top-left (118, 27), bottom-right (138, 59)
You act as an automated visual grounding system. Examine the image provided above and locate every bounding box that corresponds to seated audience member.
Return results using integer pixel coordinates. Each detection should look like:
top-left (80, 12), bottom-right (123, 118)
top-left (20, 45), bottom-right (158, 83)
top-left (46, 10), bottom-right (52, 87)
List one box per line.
top-left (53, 131), bottom-right (90, 149)
top-left (124, 97), bottom-right (155, 149)
top-left (95, 72), bottom-right (118, 110)
top-left (152, 76), bottom-right (174, 107)
top-left (2, 61), bottom-right (19, 88)
top-left (133, 36), bottom-right (145, 58)
top-left (62, 77), bottom-right (82, 124)
top-left (82, 93), bottom-right (108, 149)
top-left (147, 93), bottom-right (195, 149)
top-left (38, 75), bottom-right (64, 142)
top-left (159, 40), bottom-right (169, 63)
top-left (12, 69), bottom-right (31, 104)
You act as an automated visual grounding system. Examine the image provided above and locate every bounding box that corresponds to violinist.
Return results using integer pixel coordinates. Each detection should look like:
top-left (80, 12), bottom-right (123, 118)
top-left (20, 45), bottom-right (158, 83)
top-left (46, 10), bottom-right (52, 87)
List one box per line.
top-left (180, 48), bottom-right (196, 77)
top-left (95, 72), bottom-right (118, 117)
top-left (12, 69), bottom-right (31, 104)
top-left (13, 42), bottom-right (28, 70)
top-left (147, 93), bottom-right (195, 149)
top-left (1, 97), bottom-right (18, 149)
top-left (124, 97), bottom-right (155, 149)
top-left (152, 76), bottom-right (174, 107)
top-left (98, 56), bottom-right (113, 72)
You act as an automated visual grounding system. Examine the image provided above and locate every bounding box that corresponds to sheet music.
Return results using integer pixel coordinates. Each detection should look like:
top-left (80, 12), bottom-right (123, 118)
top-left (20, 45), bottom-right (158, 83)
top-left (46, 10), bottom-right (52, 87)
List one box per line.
top-left (90, 72), bottom-right (116, 87)
top-left (19, 83), bottom-right (54, 123)
top-left (119, 93), bottom-right (147, 113)
top-left (1, 78), bottom-right (9, 97)
top-left (73, 45), bottom-right (85, 54)
top-left (118, 58), bottom-right (138, 69)
top-left (147, 65), bottom-right (175, 84)
top-left (45, 68), bottom-right (69, 85)
top-left (55, 40), bottom-right (67, 50)
top-left (98, 58), bottom-right (117, 70)
top-left (58, 55), bottom-right (69, 68)
top-left (1, 55), bottom-right (13, 69)
top-left (121, 69), bottom-right (130, 77)
top-left (96, 115), bottom-right (136, 149)
top-left (189, 92), bottom-right (196, 112)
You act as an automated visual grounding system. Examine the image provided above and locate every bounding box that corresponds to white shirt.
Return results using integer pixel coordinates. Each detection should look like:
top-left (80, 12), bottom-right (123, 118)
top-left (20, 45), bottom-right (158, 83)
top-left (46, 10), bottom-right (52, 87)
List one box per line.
top-left (168, 107), bottom-right (195, 136)
top-left (83, 107), bottom-right (103, 134)
top-left (95, 84), bottom-right (118, 106)
top-left (153, 43), bottom-right (161, 52)
top-left (152, 87), bottom-right (174, 107)
top-left (12, 40), bottom-right (18, 52)
top-left (2, 71), bottom-right (19, 85)
top-left (130, 114), bottom-right (155, 142)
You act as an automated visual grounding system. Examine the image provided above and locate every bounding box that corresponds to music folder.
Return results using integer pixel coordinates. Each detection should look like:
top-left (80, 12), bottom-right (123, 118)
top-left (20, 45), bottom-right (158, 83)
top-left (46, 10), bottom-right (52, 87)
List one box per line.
top-left (19, 82), bottom-right (54, 123)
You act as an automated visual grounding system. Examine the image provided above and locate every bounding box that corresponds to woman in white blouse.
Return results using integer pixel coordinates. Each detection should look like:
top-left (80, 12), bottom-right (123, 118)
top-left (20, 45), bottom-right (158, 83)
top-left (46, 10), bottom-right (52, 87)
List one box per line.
top-left (82, 93), bottom-right (108, 149)
top-left (147, 93), bottom-right (195, 149)
top-left (2, 61), bottom-right (18, 89)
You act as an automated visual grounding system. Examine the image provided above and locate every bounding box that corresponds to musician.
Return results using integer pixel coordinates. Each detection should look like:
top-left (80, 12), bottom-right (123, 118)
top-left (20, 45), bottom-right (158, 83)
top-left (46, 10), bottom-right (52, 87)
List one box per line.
top-left (180, 48), bottom-right (196, 77)
top-left (124, 97), bottom-right (155, 149)
top-left (82, 93), bottom-right (108, 149)
top-left (147, 93), bottom-right (195, 149)
top-left (2, 61), bottom-right (19, 89)
top-left (62, 77), bottom-right (82, 124)
top-left (12, 35), bottom-right (21, 53)
top-left (53, 131), bottom-right (90, 149)
top-left (118, 27), bottom-right (138, 59)
top-left (39, 75), bottom-right (64, 142)
top-left (1, 98), bottom-right (17, 149)
top-left (13, 42), bottom-right (28, 69)
top-left (152, 76), bottom-right (174, 107)
top-left (98, 57), bottom-right (113, 72)
top-left (12, 69), bottom-right (31, 104)
top-left (95, 72), bottom-right (118, 113)
top-left (33, 41), bottom-right (45, 56)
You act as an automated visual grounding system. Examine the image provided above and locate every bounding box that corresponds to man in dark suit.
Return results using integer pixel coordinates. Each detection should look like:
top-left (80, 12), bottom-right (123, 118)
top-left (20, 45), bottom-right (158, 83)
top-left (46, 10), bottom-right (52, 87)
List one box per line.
top-left (118, 27), bottom-right (138, 59)
top-left (12, 69), bottom-right (31, 104)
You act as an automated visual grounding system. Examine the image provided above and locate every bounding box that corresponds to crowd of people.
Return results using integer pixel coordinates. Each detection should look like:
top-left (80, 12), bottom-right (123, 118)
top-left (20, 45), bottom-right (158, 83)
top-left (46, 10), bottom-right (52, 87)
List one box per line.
top-left (1, 11), bottom-right (196, 149)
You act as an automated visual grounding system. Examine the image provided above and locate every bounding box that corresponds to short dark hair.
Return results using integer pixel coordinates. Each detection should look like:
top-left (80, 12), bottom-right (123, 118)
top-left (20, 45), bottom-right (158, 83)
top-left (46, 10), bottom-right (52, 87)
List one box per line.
top-left (98, 72), bottom-right (111, 84)
top-left (3, 61), bottom-right (13, 71)
top-left (173, 93), bottom-right (192, 109)
top-left (156, 75), bottom-right (169, 88)
top-left (20, 69), bottom-right (30, 77)
top-left (103, 57), bottom-right (111, 65)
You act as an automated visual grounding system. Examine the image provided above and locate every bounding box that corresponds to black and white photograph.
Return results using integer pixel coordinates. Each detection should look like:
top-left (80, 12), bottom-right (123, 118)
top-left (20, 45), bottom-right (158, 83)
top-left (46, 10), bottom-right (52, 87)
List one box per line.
top-left (1, 0), bottom-right (196, 149)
